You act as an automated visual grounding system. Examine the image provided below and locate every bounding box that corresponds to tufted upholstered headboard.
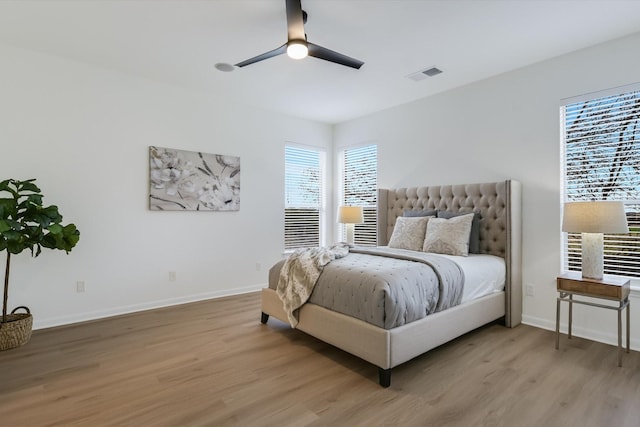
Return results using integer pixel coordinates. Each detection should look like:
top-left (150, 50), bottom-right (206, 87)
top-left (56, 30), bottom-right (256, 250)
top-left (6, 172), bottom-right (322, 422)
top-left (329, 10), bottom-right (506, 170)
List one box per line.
top-left (377, 180), bottom-right (522, 327)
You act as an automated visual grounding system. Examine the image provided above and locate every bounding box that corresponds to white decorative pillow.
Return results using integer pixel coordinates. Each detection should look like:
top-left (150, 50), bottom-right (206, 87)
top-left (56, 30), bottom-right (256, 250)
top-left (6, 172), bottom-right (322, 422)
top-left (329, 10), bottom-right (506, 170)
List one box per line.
top-left (422, 213), bottom-right (474, 256)
top-left (388, 216), bottom-right (432, 251)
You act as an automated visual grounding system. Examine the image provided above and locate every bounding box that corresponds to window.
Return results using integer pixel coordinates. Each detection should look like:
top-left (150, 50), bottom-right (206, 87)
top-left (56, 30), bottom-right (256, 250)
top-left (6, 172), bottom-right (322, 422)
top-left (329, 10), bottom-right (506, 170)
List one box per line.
top-left (340, 144), bottom-right (377, 246)
top-left (561, 85), bottom-right (640, 278)
top-left (284, 145), bottom-right (325, 250)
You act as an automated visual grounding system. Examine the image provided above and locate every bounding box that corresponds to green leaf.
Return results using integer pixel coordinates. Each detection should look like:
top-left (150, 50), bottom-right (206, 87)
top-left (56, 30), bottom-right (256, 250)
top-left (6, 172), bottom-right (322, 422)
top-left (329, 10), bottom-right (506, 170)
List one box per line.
top-left (0, 220), bottom-right (9, 233)
top-left (0, 199), bottom-right (15, 218)
top-left (62, 224), bottom-right (80, 251)
top-left (3, 230), bottom-right (21, 240)
top-left (41, 232), bottom-right (59, 249)
top-left (0, 181), bottom-right (18, 198)
top-left (7, 240), bottom-right (29, 254)
top-left (43, 205), bottom-right (63, 222)
top-left (18, 180), bottom-right (40, 193)
top-left (42, 223), bottom-right (80, 252)
top-left (48, 224), bottom-right (62, 234)
top-left (34, 212), bottom-right (52, 228)
top-left (25, 194), bottom-right (44, 207)
top-left (3, 219), bottom-right (21, 231)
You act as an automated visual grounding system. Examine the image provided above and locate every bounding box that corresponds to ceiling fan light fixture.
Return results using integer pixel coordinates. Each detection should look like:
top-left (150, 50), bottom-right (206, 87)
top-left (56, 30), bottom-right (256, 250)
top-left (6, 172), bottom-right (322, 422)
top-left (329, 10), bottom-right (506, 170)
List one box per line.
top-left (287, 40), bottom-right (308, 59)
top-left (235, 0), bottom-right (363, 69)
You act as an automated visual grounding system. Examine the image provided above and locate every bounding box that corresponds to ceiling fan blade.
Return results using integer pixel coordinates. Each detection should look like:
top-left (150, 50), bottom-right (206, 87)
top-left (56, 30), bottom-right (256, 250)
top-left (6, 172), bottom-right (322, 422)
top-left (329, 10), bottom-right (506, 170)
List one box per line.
top-left (285, 0), bottom-right (306, 41)
top-left (235, 44), bottom-right (287, 68)
top-left (308, 42), bottom-right (364, 70)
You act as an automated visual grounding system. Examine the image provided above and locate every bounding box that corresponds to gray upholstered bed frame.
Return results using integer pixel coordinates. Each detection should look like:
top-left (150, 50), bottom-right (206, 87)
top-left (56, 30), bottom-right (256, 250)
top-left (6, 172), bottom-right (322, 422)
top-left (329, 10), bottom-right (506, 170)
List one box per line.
top-left (261, 180), bottom-right (522, 387)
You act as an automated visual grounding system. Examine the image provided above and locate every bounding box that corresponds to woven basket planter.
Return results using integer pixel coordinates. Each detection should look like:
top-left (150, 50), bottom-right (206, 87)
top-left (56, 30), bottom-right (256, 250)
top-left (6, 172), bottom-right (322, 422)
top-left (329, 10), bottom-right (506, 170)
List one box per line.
top-left (0, 306), bottom-right (33, 351)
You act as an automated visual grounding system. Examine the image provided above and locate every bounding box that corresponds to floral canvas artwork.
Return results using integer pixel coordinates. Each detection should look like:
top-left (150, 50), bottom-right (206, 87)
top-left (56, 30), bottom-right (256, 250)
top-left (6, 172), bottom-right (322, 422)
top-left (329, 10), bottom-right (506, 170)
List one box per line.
top-left (149, 146), bottom-right (240, 211)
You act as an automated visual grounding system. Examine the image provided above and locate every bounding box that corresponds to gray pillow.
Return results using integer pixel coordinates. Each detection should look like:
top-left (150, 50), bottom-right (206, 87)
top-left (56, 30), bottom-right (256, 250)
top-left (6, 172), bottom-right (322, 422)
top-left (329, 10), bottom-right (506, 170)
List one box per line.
top-left (403, 208), bottom-right (437, 217)
top-left (437, 210), bottom-right (481, 253)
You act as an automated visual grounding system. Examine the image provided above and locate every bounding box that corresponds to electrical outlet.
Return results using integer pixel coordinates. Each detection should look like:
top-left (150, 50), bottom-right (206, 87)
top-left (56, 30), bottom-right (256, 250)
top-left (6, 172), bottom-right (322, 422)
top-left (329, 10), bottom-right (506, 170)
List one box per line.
top-left (76, 281), bottom-right (85, 293)
top-left (526, 284), bottom-right (534, 297)
top-left (169, 271), bottom-right (176, 282)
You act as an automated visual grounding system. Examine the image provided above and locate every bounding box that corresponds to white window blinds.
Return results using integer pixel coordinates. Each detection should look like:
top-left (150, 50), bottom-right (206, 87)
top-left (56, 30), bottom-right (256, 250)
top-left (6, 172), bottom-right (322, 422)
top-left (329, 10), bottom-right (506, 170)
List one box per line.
top-left (561, 86), bottom-right (640, 277)
top-left (342, 144), bottom-right (377, 246)
top-left (285, 145), bottom-right (324, 250)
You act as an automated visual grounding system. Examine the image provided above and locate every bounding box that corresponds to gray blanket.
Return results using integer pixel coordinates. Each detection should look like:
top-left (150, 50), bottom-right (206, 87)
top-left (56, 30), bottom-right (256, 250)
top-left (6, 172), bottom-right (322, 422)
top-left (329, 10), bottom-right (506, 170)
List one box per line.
top-left (270, 246), bottom-right (465, 329)
top-left (275, 243), bottom-right (350, 327)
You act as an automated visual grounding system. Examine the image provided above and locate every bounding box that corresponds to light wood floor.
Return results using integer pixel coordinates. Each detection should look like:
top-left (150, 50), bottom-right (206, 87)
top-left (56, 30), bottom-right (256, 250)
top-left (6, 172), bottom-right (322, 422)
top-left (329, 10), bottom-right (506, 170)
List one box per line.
top-left (1, 291), bottom-right (639, 427)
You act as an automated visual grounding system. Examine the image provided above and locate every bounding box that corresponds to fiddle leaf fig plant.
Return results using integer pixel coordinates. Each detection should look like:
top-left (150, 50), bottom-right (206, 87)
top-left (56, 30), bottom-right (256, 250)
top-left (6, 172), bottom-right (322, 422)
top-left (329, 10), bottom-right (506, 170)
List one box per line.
top-left (0, 179), bottom-right (80, 324)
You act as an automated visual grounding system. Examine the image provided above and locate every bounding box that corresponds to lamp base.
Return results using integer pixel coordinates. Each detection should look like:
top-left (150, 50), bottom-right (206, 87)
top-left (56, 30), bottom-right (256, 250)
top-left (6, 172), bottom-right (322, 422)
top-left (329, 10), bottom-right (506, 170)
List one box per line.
top-left (581, 232), bottom-right (603, 280)
top-left (345, 223), bottom-right (355, 245)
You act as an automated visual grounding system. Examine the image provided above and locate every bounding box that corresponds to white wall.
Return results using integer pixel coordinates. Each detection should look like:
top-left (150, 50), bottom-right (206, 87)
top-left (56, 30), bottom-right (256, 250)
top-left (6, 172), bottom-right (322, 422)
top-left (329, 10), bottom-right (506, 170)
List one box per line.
top-left (334, 32), bottom-right (640, 350)
top-left (0, 44), bottom-right (332, 329)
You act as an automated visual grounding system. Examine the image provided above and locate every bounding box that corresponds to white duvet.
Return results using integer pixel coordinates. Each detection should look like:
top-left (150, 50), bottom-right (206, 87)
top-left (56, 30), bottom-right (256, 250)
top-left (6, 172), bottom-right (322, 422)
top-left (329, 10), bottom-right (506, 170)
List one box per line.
top-left (435, 253), bottom-right (506, 303)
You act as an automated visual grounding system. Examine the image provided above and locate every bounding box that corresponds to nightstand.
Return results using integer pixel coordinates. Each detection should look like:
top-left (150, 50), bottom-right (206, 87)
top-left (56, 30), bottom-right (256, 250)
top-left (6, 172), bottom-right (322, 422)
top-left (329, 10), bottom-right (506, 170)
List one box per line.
top-left (556, 271), bottom-right (630, 366)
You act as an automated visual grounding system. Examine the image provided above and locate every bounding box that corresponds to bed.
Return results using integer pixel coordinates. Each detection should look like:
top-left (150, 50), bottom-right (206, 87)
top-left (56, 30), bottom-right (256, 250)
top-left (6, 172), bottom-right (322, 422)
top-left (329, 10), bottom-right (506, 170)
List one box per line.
top-left (261, 180), bottom-right (522, 387)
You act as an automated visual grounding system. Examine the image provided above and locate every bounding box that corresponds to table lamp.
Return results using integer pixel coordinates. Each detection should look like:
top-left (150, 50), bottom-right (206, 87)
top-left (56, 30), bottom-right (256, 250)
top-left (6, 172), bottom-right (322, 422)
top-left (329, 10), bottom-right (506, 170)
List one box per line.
top-left (562, 201), bottom-right (629, 280)
top-left (338, 206), bottom-right (364, 245)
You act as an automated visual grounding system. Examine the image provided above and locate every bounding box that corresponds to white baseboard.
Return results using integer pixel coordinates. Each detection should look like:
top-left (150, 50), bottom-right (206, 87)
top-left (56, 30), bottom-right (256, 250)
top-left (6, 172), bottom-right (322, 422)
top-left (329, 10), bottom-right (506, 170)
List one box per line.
top-left (522, 314), bottom-right (638, 351)
top-left (33, 284), bottom-right (266, 330)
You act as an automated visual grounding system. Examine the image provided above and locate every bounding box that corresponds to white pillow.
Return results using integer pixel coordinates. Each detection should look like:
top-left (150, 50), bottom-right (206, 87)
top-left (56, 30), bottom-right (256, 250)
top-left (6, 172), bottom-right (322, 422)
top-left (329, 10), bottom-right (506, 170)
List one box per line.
top-left (422, 213), bottom-right (474, 256)
top-left (388, 216), bottom-right (432, 251)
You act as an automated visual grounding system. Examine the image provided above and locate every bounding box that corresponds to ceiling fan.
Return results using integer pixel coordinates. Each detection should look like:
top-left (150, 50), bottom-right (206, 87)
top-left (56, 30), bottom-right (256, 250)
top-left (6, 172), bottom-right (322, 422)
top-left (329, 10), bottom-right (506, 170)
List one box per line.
top-left (235, 0), bottom-right (364, 70)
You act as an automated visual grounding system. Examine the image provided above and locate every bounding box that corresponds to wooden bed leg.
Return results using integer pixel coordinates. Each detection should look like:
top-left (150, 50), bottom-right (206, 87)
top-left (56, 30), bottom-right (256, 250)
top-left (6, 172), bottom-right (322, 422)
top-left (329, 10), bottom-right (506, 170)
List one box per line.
top-left (378, 368), bottom-right (391, 388)
top-left (260, 312), bottom-right (269, 324)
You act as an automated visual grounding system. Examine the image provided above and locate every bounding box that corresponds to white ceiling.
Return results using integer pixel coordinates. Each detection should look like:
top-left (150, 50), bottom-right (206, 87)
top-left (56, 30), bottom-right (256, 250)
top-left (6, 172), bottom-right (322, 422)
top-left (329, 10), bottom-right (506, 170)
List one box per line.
top-left (1, 0), bottom-right (640, 124)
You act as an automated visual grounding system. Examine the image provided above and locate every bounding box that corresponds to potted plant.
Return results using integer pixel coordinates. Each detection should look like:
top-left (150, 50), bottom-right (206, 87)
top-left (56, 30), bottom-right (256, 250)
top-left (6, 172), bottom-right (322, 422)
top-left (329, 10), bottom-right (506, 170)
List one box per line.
top-left (0, 179), bottom-right (80, 350)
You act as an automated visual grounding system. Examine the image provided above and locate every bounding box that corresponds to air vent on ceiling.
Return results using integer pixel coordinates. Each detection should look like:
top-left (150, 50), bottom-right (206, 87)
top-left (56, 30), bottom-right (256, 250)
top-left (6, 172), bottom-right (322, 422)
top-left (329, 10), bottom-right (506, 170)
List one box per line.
top-left (407, 66), bottom-right (443, 82)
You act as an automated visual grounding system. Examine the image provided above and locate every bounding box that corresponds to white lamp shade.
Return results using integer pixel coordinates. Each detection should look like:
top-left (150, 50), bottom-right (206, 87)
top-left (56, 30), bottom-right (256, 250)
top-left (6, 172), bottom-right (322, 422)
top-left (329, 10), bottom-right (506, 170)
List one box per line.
top-left (562, 201), bottom-right (629, 234)
top-left (337, 206), bottom-right (364, 224)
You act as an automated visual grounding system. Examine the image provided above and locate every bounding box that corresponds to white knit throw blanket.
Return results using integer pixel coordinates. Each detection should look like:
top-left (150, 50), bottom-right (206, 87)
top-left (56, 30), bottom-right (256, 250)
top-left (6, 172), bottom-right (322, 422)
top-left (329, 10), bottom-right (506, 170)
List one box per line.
top-left (276, 243), bottom-right (350, 327)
